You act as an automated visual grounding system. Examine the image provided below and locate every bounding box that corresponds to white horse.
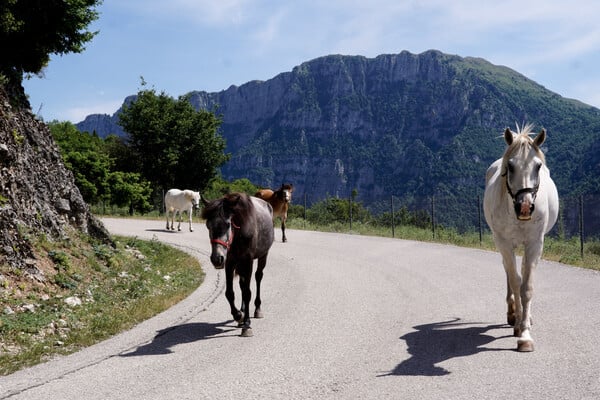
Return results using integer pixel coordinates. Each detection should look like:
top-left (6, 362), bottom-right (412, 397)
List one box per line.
top-left (483, 124), bottom-right (559, 352)
top-left (165, 189), bottom-right (201, 232)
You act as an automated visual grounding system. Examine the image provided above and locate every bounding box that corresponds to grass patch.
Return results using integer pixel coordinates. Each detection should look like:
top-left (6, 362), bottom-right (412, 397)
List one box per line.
top-left (286, 218), bottom-right (600, 271)
top-left (0, 234), bottom-right (204, 376)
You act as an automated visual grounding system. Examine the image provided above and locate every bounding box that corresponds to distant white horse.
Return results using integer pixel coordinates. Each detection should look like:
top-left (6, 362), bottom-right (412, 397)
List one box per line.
top-left (165, 189), bottom-right (201, 232)
top-left (483, 124), bottom-right (559, 352)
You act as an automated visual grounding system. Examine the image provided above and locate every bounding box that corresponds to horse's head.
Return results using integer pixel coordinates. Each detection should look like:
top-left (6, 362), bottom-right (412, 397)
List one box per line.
top-left (190, 191), bottom-right (201, 209)
top-left (201, 194), bottom-right (242, 269)
top-left (502, 126), bottom-right (546, 221)
top-left (277, 184), bottom-right (294, 203)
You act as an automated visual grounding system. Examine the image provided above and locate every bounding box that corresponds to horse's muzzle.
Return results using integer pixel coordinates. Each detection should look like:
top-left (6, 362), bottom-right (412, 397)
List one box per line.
top-left (514, 200), bottom-right (535, 221)
top-left (210, 253), bottom-right (225, 269)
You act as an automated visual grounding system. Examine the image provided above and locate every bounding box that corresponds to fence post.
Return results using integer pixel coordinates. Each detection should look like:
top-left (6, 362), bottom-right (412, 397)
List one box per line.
top-left (431, 196), bottom-right (435, 239)
top-left (349, 195), bottom-right (353, 230)
top-left (579, 195), bottom-right (584, 259)
top-left (303, 193), bottom-right (307, 229)
top-left (478, 195), bottom-right (483, 245)
top-left (391, 195), bottom-right (395, 238)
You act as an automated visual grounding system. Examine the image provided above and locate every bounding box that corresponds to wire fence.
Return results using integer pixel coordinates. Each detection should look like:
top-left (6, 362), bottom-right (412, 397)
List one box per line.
top-left (290, 192), bottom-right (599, 253)
top-left (96, 190), bottom-right (598, 258)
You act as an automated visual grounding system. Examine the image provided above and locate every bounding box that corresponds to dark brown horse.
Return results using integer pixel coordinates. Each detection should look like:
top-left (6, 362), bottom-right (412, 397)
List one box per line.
top-left (255, 183), bottom-right (293, 242)
top-left (201, 193), bottom-right (274, 337)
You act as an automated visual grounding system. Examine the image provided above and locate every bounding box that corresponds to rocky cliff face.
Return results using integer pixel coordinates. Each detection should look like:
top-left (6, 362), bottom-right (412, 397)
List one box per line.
top-left (185, 51), bottom-right (592, 203)
top-left (0, 82), bottom-right (110, 270)
top-left (76, 50), bottom-right (600, 224)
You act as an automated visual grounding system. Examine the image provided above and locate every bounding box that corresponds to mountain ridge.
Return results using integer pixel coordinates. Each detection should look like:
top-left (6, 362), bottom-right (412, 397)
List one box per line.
top-left (76, 50), bottom-right (600, 229)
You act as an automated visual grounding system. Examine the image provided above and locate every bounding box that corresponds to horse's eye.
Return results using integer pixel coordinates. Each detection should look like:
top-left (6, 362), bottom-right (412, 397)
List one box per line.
top-left (507, 162), bottom-right (515, 173)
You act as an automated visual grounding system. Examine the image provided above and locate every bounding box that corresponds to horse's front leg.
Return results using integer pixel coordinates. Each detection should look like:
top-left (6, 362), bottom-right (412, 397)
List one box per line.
top-left (498, 242), bottom-right (522, 336)
top-left (517, 241), bottom-right (543, 352)
top-left (254, 256), bottom-right (267, 318)
top-left (238, 261), bottom-right (254, 337)
top-left (281, 215), bottom-right (287, 242)
top-left (188, 208), bottom-right (194, 232)
top-left (506, 274), bottom-right (516, 326)
top-left (225, 263), bottom-right (243, 324)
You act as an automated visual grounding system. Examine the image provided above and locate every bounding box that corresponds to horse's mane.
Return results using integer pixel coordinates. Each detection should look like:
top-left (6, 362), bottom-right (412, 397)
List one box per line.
top-left (503, 123), bottom-right (546, 165)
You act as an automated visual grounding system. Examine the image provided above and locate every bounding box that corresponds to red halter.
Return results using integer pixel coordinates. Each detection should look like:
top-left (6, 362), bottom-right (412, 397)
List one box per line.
top-left (210, 221), bottom-right (240, 250)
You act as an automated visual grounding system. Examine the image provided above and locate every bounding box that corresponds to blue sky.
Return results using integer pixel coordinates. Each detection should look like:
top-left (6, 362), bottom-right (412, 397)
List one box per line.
top-left (23, 0), bottom-right (600, 123)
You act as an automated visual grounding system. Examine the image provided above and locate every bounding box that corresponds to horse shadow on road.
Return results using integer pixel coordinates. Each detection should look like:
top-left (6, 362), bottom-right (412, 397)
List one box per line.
top-left (381, 318), bottom-right (512, 376)
top-left (119, 321), bottom-right (238, 357)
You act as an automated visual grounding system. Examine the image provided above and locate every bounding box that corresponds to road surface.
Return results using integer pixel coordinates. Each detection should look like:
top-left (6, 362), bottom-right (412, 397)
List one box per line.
top-left (1, 218), bottom-right (599, 399)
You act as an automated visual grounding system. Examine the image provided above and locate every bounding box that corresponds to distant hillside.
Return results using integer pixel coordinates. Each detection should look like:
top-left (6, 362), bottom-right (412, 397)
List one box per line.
top-left (76, 50), bottom-right (600, 231)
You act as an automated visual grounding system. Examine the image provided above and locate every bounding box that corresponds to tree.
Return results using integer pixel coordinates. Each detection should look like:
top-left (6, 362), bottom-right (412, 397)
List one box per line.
top-left (0, 0), bottom-right (101, 81)
top-left (50, 121), bottom-right (111, 204)
top-left (306, 196), bottom-right (371, 225)
top-left (118, 84), bottom-right (230, 192)
top-left (202, 177), bottom-right (259, 200)
top-left (106, 171), bottom-right (152, 215)
top-left (50, 121), bottom-right (153, 211)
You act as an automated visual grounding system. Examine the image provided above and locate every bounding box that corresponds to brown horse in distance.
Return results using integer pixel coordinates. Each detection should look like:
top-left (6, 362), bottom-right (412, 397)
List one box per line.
top-left (255, 184), bottom-right (293, 242)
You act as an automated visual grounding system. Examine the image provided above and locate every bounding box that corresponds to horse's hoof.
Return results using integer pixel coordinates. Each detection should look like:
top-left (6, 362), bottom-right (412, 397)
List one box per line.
top-left (254, 309), bottom-right (264, 319)
top-left (241, 327), bottom-right (253, 337)
top-left (235, 312), bottom-right (245, 327)
top-left (517, 340), bottom-right (534, 352)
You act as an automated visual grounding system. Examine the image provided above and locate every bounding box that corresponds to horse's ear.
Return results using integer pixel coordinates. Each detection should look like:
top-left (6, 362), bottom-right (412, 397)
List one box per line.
top-left (201, 195), bottom-right (209, 206)
top-left (533, 128), bottom-right (546, 147)
top-left (504, 128), bottom-right (514, 145)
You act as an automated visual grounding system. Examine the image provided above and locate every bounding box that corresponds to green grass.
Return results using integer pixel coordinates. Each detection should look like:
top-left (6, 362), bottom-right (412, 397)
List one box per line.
top-left (286, 218), bottom-right (600, 271)
top-left (0, 234), bottom-right (204, 376)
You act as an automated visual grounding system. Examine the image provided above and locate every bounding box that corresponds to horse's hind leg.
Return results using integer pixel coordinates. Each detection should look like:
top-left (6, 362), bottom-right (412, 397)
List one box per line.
top-left (176, 211), bottom-right (182, 231)
top-left (254, 256), bottom-right (267, 318)
top-left (167, 211), bottom-right (175, 230)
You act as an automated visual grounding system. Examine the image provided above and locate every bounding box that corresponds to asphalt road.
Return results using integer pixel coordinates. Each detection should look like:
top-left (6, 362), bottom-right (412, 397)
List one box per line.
top-left (1, 218), bottom-right (599, 399)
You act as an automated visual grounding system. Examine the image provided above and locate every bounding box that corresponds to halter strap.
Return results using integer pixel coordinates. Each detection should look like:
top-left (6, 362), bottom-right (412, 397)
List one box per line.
top-left (506, 179), bottom-right (539, 202)
top-left (210, 220), bottom-right (240, 250)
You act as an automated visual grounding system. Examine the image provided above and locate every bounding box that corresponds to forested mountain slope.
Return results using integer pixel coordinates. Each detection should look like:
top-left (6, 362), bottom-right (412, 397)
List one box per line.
top-left (77, 50), bottom-right (600, 229)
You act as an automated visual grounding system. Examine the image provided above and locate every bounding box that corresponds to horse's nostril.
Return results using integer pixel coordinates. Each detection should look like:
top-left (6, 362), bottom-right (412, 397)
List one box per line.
top-left (211, 254), bottom-right (224, 267)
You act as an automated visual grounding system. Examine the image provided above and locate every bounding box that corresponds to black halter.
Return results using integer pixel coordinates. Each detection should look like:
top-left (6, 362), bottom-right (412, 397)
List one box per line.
top-left (506, 180), bottom-right (539, 202)
top-left (506, 179), bottom-right (539, 216)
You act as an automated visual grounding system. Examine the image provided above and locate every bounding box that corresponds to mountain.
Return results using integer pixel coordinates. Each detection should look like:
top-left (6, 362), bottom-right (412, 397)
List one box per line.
top-left (76, 50), bottom-right (600, 231)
